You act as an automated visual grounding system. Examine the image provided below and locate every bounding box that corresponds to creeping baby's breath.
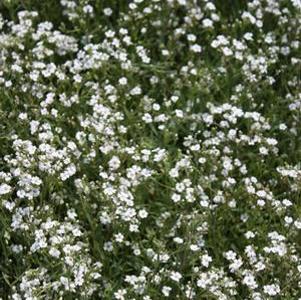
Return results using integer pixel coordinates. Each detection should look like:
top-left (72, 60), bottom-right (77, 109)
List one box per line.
top-left (0, 0), bottom-right (301, 299)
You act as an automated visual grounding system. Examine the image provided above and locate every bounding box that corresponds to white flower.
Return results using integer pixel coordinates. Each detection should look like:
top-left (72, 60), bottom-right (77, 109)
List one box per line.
top-left (109, 156), bottom-right (121, 170)
top-left (259, 146), bottom-right (268, 155)
top-left (170, 271), bottom-right (182, 282)
top-left (190, 244), bottom-right (199, 251)
top-left (202, 18), bottom-right (213, 28)
top-left (169, 168), bottom-right (179, 178)
top-left (0, 183), bottom-right (11, 195)
top-left (187, 34), bottom-right (196, 42)
top-left (60, 164), bottom-right (76, 181)
top-left (114, 289), bottom-right (127, 300)
top-left (173, 237), bottom-right (184, 244)
top-left (130, 86), bottom-right (142, 95)
top-left (104, 8), bottom-right (113, 16)
top-left (190, 44), bottom-right (202, 53)
top-left (245, 231), bottom-right (255, 239)
top-left (294, 220), bottom-right (301, 229)
top-left (263, 284), bottom-right (280, 296)
top-left (142, 113), bottom-right (153, 123)
top-left (138, 209), bottom-right (148, 219)
top-left (201, 254), bottom-right (212, 267)
top-left (162, 286), bottom-right (172, 297)
top-left (115, 233), bottom-right (124, 243)
top-left (118, 77), bottom-right (128, 85)
top-left (242, 273), bottom-right (258, 289)
top-left (222, 47), bottom-right (233, 56)
top-left (49, 248), bottom-right (61, 258)
top-left (171, 193), bottom-right (181, 203)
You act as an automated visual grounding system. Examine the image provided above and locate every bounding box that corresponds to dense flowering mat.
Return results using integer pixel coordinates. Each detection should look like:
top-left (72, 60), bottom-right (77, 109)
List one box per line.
top-left (0, 0), bottom-right (301, 299)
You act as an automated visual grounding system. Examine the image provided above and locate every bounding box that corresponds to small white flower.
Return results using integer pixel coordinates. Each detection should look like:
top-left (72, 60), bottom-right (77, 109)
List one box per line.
top-left (190, 244), bottom-right (199, 252)
top-left (170, 271), bottom-right (182, 282)
top-left (171, 193), bottom-right (181, 203)
top-left (162, 286), bottom-right (172, 297)
top-left (104, 7), bottom-right (113, 16)
top-left (263, 284), bottom-right (280, 296)
top-left (173, 237), bottom-right (184, 244)
top-left (114, 289), bottom-right (127, 300)
top-left (201, 254), bottom-right (212, 267)
top-left (118, 77), bottom-right (128, 85)
top-left (115, 233), bottom-right (124, 243)
top-left (202, 18), bottom-right (213, 28)
top-left (242, 273), bottom-right (258, 289)
top-left (0, 183), bottom-right (11, 195)
top-left (169, 168), bottom-right (179, 178)
top-left (130, 86), bottom-right (142, 95)
top-left (258, 146), bottom-right (268, 155)
top-left (49, 248), bottom-right (61, 258)
top-left (109, 156), bottom-right (121, 170)
top-left (222, 47), bottom-right (233, 56)
top-left (142, 113), bottom-right (153, 123)
top-left (138, 209), bottom-right (148, 219)
top-left (190, 44), bottom-right (202, 53)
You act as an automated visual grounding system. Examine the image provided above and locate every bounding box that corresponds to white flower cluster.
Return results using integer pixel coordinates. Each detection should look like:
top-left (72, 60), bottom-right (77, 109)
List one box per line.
top-left (0, 0), bottom-right (300, 299)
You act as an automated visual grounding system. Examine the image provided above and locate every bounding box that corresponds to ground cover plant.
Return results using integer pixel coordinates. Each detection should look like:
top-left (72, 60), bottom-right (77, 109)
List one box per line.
top-left (0, 0), bottom-right (300, 299)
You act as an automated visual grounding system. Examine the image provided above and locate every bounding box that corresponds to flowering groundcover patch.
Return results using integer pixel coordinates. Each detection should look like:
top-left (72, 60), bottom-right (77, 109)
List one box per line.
top-left (0, 0), bottom-right (301, 299)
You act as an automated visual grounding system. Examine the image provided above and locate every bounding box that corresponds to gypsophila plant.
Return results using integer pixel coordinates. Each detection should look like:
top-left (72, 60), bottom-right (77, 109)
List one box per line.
top-left (0, 0), bottom-right (300, 299)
